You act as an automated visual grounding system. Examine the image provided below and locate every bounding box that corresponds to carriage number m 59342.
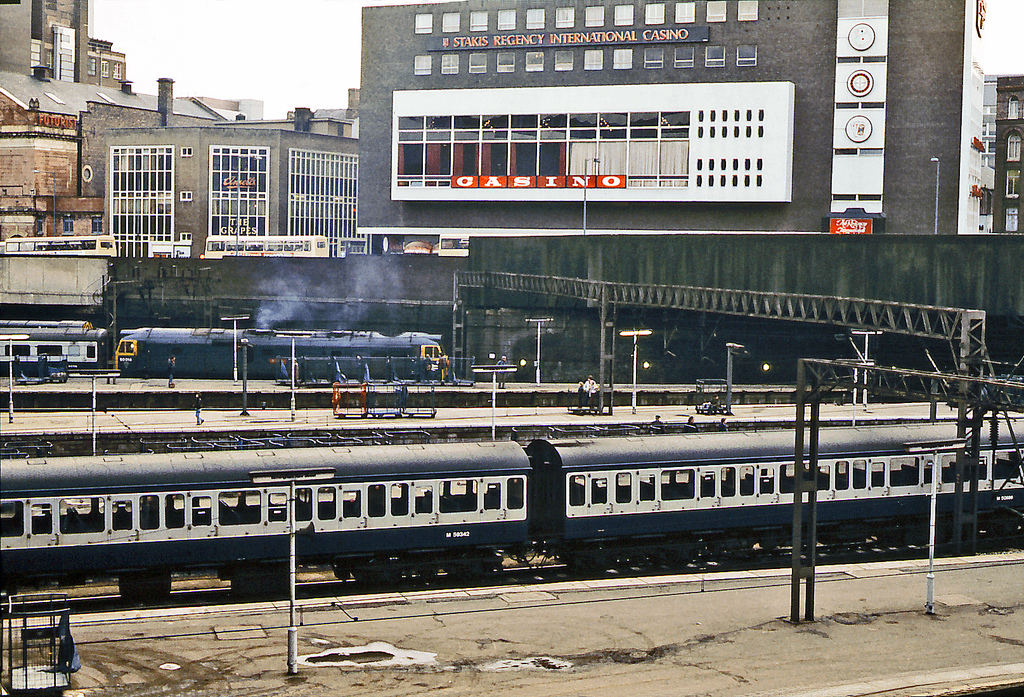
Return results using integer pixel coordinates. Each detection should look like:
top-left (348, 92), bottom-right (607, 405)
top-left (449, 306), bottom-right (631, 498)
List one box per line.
top-left (446, 531), bottom-right (470, 538)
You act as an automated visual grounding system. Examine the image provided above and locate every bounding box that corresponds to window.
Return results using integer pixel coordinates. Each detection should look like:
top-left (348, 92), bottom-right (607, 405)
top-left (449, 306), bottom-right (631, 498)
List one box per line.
top-left (675, 1), bottom-right (695, 23)
top-left (584, 49), bottom-right (603, 70)
top-left (414, 55), bottom-right (432, 75)
top-left (585, 5), bottom-right (605, 27)
top-left (112, 500), bottom-right (132, 530)
top-left (441, 54), bottom-right (459, 75)
top-left (644, 47), bottom-right (664, 68)
top-left (62, 216), bottom-right (73, 235)
top-left (1008, 133), bottom-right (1021, 161)
top-left (498, 9), bottom-right (516, 30)
top-left (470, 10), bottom-right (487, 31)
top-left (1009, 169), bottom-right (1020, 197)
top-left (1009, 97), bottom-right (1019, 120)
top-left (497, 52), bottom-right (515, 72)
top-left (707, 1), bottom-right (727, 21)
top-left (91, 216), bottom-right (102, 234)
top-left (614, 4), bottom-right (634, 25)
top-left (569, 475), bottom-right (586, 506)
top-left (469, 53), bottom-right (486, 73)
top-left (645, 3), bottom-right (665, 24)
top-left (591, 477), bottom-right (608, 504)
top-left (60, 498), bottom-right (105, 534)
top-left (737, 45), bottom-right (757, 66)
top-left (113, 63), bottom-right (121, 79)
top-left (675, 46), bottom-right (694, 68)
top-left (616, 473), bottom-right (632, 503)
top-left (507, 478), bottom-right (525, 509)
top-left (613, 48), bottom-right (633, 69)
top-left (140, 495), bottom-right (160, 529)
top-left (555, 50), bottom-right (574, 71)
top-left (88, 57), bottom-right (96, 76)
top-left (368, 485), bottom-right (386, 517)
top-left (440, 479), bottom-right (478, 513)
top-left (738, 0), bottom-right (758, 20)
top-left (165, 495), bottom-right (185, 529)
top-left (526, 8), bottom-right (545, 29)
top-left (526, 51), bottom-right (544, 72)
top-left (415, 13), bottom-right (433, 33)
top-left (342, 490), bottom-right (361, 518)
top-left (705, 45), bottom-right (726, 67)
top-left (1008, 207), bottom-right (1019, 232)
top-left (180, 146), bottom-right (193, 157)
top-left (219, 491), bottom-right (261, 525)
top-left (484, 482), bottom-right (502, 510)
top-left (179, 190), bottom-right (193, 202)
top-left (661, 469), bottom-right (695, 500)
top-left (2, 502), bottom-right (24, 537)
top-left (556, 7), bottom-right (575, 28)
top-left (441, 12), bottom-right (460, 32)
top-left (101, 60), bottom-right (109, 77)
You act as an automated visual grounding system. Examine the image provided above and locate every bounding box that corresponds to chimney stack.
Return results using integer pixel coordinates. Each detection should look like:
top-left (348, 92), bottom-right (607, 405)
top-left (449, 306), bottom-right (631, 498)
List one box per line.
top-left (120, 80), bottom-right (133, 95)
top-left (157, 77), bottom-right (174, 126)
top-left (293, 107), bottom-right (313, 132)
top-left (32, 65), bottom-right (50, 81)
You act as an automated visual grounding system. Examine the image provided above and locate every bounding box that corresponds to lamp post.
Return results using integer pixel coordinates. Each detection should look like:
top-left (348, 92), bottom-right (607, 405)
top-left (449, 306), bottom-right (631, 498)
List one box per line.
top-left (524, 318), bottom-right (552, 385)
top-left (3, 333), bottom-right (30, 423)
top-left (582, 158), bottom-right (599, 236)
top-left (849, 330), bottom-right (881, 414)
top-left (619, 329), bottom-right (651, 415)
top-left (277, 331), bottom-right (313, 422)
top-left (472, 364), bottom-right (518, 440)
top-left (725, 342), bottom-right (747, 415)
top-left (930, 156), bottom-right (940, 235)
top-left (220, 314), bottom-right (250, 384)
top-left (240, 338), bottom-right (250, 416)
top-left (68, 370), bottom-right (120, 455)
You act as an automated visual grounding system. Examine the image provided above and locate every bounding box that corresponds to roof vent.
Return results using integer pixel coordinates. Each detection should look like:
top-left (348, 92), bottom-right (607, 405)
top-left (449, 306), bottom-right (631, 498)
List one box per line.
top-left (31, 65), bottom-right (50, 81)
top-left (120, 80), bottom-right (133, 95)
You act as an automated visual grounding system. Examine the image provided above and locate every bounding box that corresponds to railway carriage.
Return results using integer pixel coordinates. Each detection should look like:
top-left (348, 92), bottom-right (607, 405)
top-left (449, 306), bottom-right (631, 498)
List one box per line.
top-left (0, 320), bottom-right (109, 373)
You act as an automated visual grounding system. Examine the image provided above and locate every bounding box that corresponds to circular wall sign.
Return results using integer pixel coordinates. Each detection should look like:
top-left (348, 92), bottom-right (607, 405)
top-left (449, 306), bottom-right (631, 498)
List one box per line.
top-left (848, 23), bottom-right (876, 51)
top-left (845, 115), bottom-right (873, 143)
top-left (847, 70), bottom-right (874, 98)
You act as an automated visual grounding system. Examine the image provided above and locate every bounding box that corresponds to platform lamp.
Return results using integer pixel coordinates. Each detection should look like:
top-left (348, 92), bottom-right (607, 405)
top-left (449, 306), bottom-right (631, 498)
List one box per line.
top-left (524, 318), bottom-right (553, 385)
top-left (220, 314), bottom-right (250, 384)
top-left (278, 331), bottom-right (313, 422)
top-left (2, 333), bottom-right (29, 423)
top-left (619, 329), bottom-right (652, 415)
top-left (930, 157), bottom-right (940, 235)
top-left (472, 363), bottom-right (518, 440)
top-left (725, 342), bottom-right (748, 415)
top-left (240, 338), bottom-right (250, 416)
top-left (68, 369), bottom-right (120, 455)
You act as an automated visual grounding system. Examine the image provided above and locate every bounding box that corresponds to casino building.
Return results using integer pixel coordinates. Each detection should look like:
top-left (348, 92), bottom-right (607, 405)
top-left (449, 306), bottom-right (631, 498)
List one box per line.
top-left (359, 0), bottom-right (989, 251)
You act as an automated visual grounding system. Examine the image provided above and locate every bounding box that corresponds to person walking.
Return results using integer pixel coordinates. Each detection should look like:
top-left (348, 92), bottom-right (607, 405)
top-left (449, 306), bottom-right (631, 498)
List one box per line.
top-left (167, 354), bottom-right (176, 388)
top-left (194, 393), bottom-right (204, 426)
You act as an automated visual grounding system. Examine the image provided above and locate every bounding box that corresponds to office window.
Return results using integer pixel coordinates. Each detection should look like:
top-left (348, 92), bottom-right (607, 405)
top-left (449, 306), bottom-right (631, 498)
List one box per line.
top-left (101, 60), bottom-right (109, 77)
top-left (613, 48), bottom-right (633, 69)
top-left (470, 11), bottom-right (487, 31)
top-left (584, 49), bottom-right (604, 70)
top-left (1009, 169), bottom-right (1020, 197)
top-left (645, 3), bottom-right (665, 24)
top-left (180, 190), bottom-right (193, 202)
top-left (614, 4), bottom-right (635, 25)
top-left (555, 50), bottom-right (574, 71)
top-left (644, 47), bottom-right (664, 69)
top-left (415, 55), bottom-right (432, 75)
top-left (585, 5), bottom-right (605, 26)
top-left (1007, 207), bottom-right (1019, 232)
top-left (526, 51), bottom-right (544, 72)
top-left (91, 216), bottom-right (102, 234)
top-left (469, 53), bottom-right (486, 74)
top-left (526, 8), bottom-right (545, 29)
top-left (707, 1), bottom-right (727, 22)
top-left (1009, 97), bottom-right (1019, 120)
top-left (113, 63), bottom-right (121, 79)
top-left (415, 13), bottom-right (433, 33)
top-left (180, 147), bottom-right (193, 157)
top-left (556, 7), bottom-right (575, 27)
top-left (441, 54), bottom-right (458, 74)
top-left (442, 12), bottom-right (460, 32)
top-left (498, 9), bottom-right (516, 30)
top-left (705, 46), bottom-right (725, 67)
top-left (497, 52), bottom-right (515, 72)
top-left (88, 57), bottom-right (96, 76)
top-left (738, 0), bottom-right (758, 20)
top-left (675, 2), bottom-right (695, 23)
top-left (62, 216), bottom-right (73, 235)
top-left (737, 45), bottom-right (757, 66)
top-left (1009, 133), bottom-right (1022, 161)
top-left (675, 46), bottom-right (694, 68)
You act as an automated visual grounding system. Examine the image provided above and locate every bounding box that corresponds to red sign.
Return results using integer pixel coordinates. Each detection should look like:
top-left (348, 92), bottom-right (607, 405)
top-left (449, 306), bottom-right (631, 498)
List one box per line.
top-left (451, 175), bottom-right (626, 189)
top-left (972, 136), bottom-right (986, 152)
top-left (222, 176), bottom-right (257, 190)
top-left (830, 218), bottom-right (873, 235)
top-left (37, 113), bottom-right (77, 130)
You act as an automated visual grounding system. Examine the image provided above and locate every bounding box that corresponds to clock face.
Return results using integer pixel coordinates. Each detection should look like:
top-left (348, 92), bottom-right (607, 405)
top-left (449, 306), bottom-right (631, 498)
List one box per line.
top-left (848, 23), bottom-right (876, 51)
top-left (847, 70), bottom-right (874, 98)
top-left (845, 115), bottom-right (873, 143)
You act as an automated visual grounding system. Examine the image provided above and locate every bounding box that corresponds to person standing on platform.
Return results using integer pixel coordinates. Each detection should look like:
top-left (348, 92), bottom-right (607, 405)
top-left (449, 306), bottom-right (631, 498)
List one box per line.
top-left (194, 393), bottom-right (204, 425)
top-left (497, 355), bottom-right (509, 388)
top-left (684, 415), bottom-right (698, 432)
top-left (167, 354), bottom-right (176, 388)
top-left (583, 375), bottom-right (599, 410)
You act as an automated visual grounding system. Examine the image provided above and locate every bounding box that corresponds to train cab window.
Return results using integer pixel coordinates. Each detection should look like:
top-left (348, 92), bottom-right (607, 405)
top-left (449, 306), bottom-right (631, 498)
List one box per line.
top-left (700, 472), bottom-right (716, 499)
top-left (739, 466), bottom-right (755, 496)
top-left (218, 491), bottom-right (261, 526)
top-left (780, 465), bottom-right (795, 494)
top-left (853, 460), bottom-right (868, 489)
top-left (484, 482), bottom-right (502, 510)
top-left (415, 486), bottom-right (433, 514)
top-left (140, 495), bottom-right (160, 529)
top-left (759, 468), bottom-right (774, 495)
top-left (817, 465), bottom-right (831, 492)
top-left (268, 492), bottom-right (288, 522)
top-left (392, 483), bottom-right (410, 516)
top-left (31, 504), bottom-right (53, 535)
top-left (60, 497), bottom-right (105, 534)
top-left (295, 488), bottom-right (313, 522)
top-left (191, 496), bottom-right (212, 526)
top-left (87, 345), bottom-right (97, 359)
top-left (569, 475), bottom-right (587, 506)
top-left (591, 477), bottom-right (608, 505)
top-left (368, 485), bottom-right (386, 517)
top-left (1, 502), bottom-right (24, 537)
top-left (342, 490), bottom-right (362, 518)
top-left (639, 474), bottom-right (656, 501)
top-left (507, 478), bottom-right (525, 509)
top-left (835, 461), bottom-right (850, 490)
top-left (615, 473), bottom-right (632, 503)
top-left (720, 467), bottom-right (736, 497)
top-left (661, 469), bottom-right (695, 500)
top-left (317, 487), bottom-right (337, 520)
top-left (889, 457), bottom-right (919, 487)
top-left (165, 494), bottom-right (185, 528)
top-left (870, 462), bottom-right (885, 488)
top-left (112, 500), bottom-right (133, 530)
top-left (440, 479), bottom-right (478, 513)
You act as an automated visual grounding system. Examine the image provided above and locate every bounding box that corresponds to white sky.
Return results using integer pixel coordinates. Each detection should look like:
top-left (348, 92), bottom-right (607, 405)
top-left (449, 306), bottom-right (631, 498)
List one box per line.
top-left (91, 0), bottom-right (1024, 120)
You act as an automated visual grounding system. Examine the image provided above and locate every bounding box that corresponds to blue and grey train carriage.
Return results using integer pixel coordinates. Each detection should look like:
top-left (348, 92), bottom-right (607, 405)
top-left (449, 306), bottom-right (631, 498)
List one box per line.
top-left (0, 320), bottom-right (109, 372)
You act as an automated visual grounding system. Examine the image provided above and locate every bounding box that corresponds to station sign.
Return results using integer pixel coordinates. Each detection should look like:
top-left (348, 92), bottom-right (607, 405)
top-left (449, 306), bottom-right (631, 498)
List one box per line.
top-left (829, 217), bottom-right (873, 235)
top-left (452, 174), bottom-right (626, 189)
top-left (430, 26), bottom-right (709, 52)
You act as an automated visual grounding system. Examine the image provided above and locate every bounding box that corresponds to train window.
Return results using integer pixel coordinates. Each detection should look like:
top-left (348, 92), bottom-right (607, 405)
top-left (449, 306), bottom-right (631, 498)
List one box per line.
top-left (415, 486), bottom-right (434, 514)
top-left (615, 473), bottom-right (632, 503)
top-left (661, 469), bottom-right (695, 500)
top-left (60, 497), bottom-right (105, 534)
top-left (440, 479), bottom-right (478, 513)
top-left (853, 460), bottom-right (867, 489)
top-left (192, 496), bottom-right (212, 526)
top-left (12, 345), bottom-right (29, 357)
top-left (639, 474), bottom-right (656, 501)
top-left (889, 457), bottom-right (919, 487)
top-left (569, 475), bottom-right (587, 506)
top-left (817, 465), bottom-right (830, 491)
top-left (269, 492), bottom-right (288, 522)
top-left (994, 454), bottom-right (1021, 480)
top-left (37, 344), bottom-right (62, 357)
top-left (870, 462), bottom-right (885, 488)
top-left (317, 487), bottom-right (337, 520)
top-left (140, 495), bottom-right (160, 530)
top-left (507, 478), bottom-right (525, 509)
top-left (342, 490), bottom-right (362, 518)
top-left (295, 488), bottom-right (313, 522)
top-left (940, 454), bottom-right (957, 484)
top-left (700, 472), bottom-right (716, 499)
top-left (111, 500), bottom-right (133, 530)
top-left (87, 345), bottom-right (96, 359)
top-left (368, 485), bottom-right (386, 517)
top-left (978, 456), bottom-right (987, 480)
top-left (31, 504), bottom-right (52, 535)
top-left (835, 461), bottom-right (850, 489)
top-left (1, 502), bottom-right (24, 537)
top-left (392, 483), bottom-right (410, 516)
top-left (739, 466), bottom-right (755, 496)
top-left (165, 494), bottom-right (185, 528)
top-left (721, 468), bottom-right (736, 497)
top-left (591, 477), bottom-right (608, 505)
top-left (218, 491), bottom-right (261, 526)
top-left (759, 469), bottom-right (774, 495)
top-left (780, 465), bottom-right (795, 494)
top-left (484, 482), bottom-right (502, 510)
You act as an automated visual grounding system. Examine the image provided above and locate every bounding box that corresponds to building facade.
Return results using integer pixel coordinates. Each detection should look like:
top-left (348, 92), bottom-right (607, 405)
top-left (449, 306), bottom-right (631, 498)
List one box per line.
top-left (0, 0), bottom-right (93, 83)
top-left (992, 75), bottom-right (1022, 233)
top-left (360, 0), bottom-right (989, 250)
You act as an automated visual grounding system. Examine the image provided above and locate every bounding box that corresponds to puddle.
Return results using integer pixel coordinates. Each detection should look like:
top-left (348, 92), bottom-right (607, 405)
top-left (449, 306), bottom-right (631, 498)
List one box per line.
top-left (299, 641), bottom-right (437, 668)
top-left (480, 657), bottom-right (573, 672)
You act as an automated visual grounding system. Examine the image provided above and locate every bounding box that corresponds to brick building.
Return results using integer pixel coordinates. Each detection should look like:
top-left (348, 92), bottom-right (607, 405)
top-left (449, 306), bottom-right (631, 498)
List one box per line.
top-left (992, 75), bottom-right (1022, 233)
